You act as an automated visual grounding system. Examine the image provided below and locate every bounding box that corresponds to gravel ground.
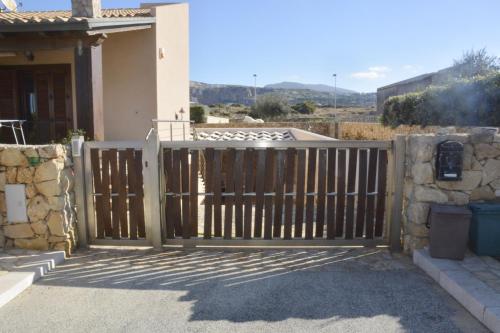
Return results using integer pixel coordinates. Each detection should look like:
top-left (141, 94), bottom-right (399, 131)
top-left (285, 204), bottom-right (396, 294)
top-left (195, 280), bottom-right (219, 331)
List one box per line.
top-left (0, 248), bottom-right (489, 333)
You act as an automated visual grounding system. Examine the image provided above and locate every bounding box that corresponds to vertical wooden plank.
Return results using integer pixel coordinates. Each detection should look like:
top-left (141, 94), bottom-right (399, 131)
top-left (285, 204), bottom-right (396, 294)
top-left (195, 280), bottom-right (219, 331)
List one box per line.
top-left (263, 148), bottom-right (275, 240)
top-left (294, 149), bottom-right (306, 238)
top-left (224, 149), bottom-right (236, 239)
top-left (305, 148), bottom-right (317, 240)
top-left (335, 150), bottom-right (347, 238)
top-left (315, 149), bottom-right (327, 238)
top-left (180, 148), bottom-right (190, 239)
top-left (273, 150), bottom-right (285, 238)
top-left (234, 150), bottom-right (244, 238)
top-left (100, 150), bottom-right (112, 237)
top-left (345, 148), bottom-right (358, 239)
top-left (283, 148), bottom-right (296, 240)
top-left (134, 150), bottom-right (146, 238)
top-left (213, 150), bottom-right (222, 237)
top-left (164, 148), bottom-right (175, 239)
top-left (326, 148), bottom-right (337, 239)
top-left (204, 148), bottom-right (214, 239)
top-left (190, 150), bottom-right (199, 237)
top-left (118, 150), bottom-right (129, 238)
top-left (90, 149), bottom-right (105, 239)
top-left (375, 150), bottom-right (388, 237)
top-left (254, 150), bottom-right (266, 238)
top-left (243, 149), bottom-right (254, 240)
top-left (172, 149), bottom-right (183, 237)
top-left (109, 149), bottom-right (120, 239)
top-left (355, 149), bottom-right (368, 238)
top-left (126, 149), bottom-right (138, 240)
top-left (365, 148), bottom-right (378, 239)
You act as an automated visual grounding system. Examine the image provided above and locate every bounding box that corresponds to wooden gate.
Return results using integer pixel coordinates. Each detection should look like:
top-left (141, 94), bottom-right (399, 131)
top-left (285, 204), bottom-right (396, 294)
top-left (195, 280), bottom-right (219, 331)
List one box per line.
top-left (83, 141), bottom-right (148, 246)
top-left (160, 140), bottom-right (399, 247)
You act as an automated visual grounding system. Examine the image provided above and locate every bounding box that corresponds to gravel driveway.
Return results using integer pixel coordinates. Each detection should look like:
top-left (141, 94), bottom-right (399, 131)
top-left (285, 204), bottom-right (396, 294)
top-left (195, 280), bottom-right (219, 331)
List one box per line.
top-left (0, 248), bottom-right (489, 333)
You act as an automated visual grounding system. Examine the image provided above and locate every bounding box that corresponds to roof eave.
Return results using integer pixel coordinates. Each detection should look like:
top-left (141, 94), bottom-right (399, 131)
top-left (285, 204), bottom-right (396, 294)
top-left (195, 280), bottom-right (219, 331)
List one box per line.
top-left (0, 17), bottom-right (156, 33)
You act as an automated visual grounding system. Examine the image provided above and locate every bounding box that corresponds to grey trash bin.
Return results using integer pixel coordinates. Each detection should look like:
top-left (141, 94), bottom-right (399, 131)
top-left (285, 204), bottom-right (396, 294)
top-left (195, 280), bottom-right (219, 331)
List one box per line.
top-left (427, 204), bottom-right (472, 260)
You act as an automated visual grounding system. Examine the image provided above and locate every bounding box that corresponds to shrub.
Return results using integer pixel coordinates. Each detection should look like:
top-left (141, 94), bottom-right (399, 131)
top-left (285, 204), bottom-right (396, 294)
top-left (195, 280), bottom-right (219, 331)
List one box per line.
top-left (382, 73), bottom-right (500, 127)
top-left (292, 101), bottom-right (316, 114)
top-left (190, 105), bottom-right (207, 124)
top-left (251, 95), bottom-right (292, 119)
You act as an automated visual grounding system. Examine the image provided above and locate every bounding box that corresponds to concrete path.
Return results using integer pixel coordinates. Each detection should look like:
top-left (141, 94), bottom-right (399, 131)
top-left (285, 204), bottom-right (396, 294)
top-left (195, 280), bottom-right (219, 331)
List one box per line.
top-left (0, 248), bottom-right (489, 333)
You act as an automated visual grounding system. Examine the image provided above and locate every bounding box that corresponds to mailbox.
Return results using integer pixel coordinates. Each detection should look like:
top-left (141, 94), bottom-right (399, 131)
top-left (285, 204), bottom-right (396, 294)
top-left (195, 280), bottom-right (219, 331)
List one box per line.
top-left (436, 141), bottom-right (464, 181)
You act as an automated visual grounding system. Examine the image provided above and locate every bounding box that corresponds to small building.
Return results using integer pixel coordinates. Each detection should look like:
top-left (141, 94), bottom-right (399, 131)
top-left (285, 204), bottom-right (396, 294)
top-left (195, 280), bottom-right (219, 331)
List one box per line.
top-left (0, 0), bottom-right (189, 143)
top-left (376, 66), bottom-right (454, 113)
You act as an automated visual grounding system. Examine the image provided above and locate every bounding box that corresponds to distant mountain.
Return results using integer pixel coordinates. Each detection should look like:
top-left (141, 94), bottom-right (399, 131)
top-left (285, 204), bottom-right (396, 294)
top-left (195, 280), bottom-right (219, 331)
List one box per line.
top-left (265, 82), bottom-right (356, 95)
top-left (190, 81), bottom-right (375, 107)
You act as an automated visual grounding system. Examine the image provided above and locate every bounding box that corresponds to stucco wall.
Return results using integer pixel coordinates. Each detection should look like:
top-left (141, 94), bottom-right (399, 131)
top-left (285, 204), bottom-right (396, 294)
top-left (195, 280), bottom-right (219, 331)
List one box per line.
top-left (0, 49), bottom-right (78, 128)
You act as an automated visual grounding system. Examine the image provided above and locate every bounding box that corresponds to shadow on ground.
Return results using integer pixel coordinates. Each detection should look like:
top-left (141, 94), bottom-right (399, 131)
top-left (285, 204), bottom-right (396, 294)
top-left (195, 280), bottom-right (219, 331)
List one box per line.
top-left (17, 247), bottom-right (484, 332)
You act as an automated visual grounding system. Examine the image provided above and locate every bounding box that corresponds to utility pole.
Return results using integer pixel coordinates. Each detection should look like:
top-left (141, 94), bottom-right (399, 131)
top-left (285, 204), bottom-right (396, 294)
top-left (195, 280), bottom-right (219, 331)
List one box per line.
top-left (332, 73), bottom-right (337, 111)
top-left (253, 74), bottom-right (257, 105)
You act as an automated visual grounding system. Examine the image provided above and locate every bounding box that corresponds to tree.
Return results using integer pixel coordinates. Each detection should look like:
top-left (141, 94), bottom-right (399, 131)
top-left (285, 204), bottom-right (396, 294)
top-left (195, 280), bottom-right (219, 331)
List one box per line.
top-left (292, 101), bottom-right (316, 114)
top-left (190, 105), bottom-right (207, 124)
top-left (451, 48), bottom-right (499, 79)
top-left (250, 95), bottom-right (292, 119)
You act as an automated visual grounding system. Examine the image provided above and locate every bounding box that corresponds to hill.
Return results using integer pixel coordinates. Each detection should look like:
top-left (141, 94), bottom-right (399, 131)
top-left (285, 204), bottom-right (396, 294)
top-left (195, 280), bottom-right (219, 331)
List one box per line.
top-left (264, 81), bottom-right (356, 95)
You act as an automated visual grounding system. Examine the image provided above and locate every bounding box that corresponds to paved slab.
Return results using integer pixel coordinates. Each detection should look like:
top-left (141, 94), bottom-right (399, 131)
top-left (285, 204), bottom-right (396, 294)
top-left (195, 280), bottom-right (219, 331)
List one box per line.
top-left (414, 248), bottom-right (500, 333)
top-left (0, 250), bottom-right (65, 308)
top-left (0, 248), bottom-right (488, 333)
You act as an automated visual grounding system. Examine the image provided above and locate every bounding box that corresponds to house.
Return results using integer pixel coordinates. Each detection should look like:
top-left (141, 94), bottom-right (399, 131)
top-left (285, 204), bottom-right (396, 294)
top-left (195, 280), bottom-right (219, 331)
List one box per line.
top-left (0, 0), bottom-right (189, 143)
top-left (376, 66), bottom-right (455, 113)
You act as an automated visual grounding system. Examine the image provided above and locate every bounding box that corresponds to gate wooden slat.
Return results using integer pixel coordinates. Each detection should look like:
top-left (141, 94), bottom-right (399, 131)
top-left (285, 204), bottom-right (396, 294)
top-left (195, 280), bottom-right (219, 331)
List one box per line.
top-left (190, 150), bottom-right (199, 237)
top-left (234, 150), bottom-right (244, 238)
top-left (164, 148), bottom-right (175, 238)
top-left (335, 149), bottom-right (347, 238)
top-left (263, 148), bottom-right (275, 240)
top-left (345, 148), bottom-right (358, 239)
top-left (315, 149), bottom-right (327, 238)
top-left (118, 150), bottom-right (129, 238)
top-left (126, 149), bottom-right (138, 240)
top-left (294, 149), bottom-right (306, 238)
top-left (90, 149), bottom-right (105, 239)
top-left (134, 150), bottom-right (146, 238)
top-left (273, 150), bottom-right (285, 238)
top-left (326, 148), bottom-right (337, 239)
top-left (243, 149), bottom-right (254, 239)
top-left (283, 148), bottom-right (296, 240)
top-left (305, 148), bottom-right (317, 240)
top-left (375, 150), bottom-right (388, 237)
top-left (172, 149), bottom-right (182, 237)
top-left (254, 149), bottom-right (266, 238)
top-left (365, 148), bottom-right (378, 239)
top-left (100, 150), bottom-right (112, 238)
top-left (213, 150), bottom-right (222, 237)
top-left (224, 149), bottom-right (236, 239)
top-left (204, 148), bottom-right (214, 239)
top-left (109, 149), bottom-right (121, 239)
top-left (180, 148), bottom-right (190, 239)
top-left (355, 149), bottom-right (368, 238)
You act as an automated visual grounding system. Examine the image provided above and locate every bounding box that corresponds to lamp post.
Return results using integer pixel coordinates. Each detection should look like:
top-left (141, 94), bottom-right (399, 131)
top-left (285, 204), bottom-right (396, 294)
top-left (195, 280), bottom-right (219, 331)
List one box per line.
top-left (253, 74), bottom-right (257, 105)
top-left (332, 73), bottom-right (337, 111)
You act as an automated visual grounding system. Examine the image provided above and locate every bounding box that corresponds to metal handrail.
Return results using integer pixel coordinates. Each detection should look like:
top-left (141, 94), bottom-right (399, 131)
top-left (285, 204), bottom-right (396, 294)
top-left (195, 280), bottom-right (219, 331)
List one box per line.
top-left (0, 120), bottom-right (26, 145)
top-left (151, 119), bottom-right (195, 141)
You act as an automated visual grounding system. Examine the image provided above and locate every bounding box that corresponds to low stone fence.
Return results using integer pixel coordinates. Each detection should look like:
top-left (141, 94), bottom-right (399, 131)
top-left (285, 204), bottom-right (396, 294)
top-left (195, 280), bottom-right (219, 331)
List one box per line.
top-left (403, 129), bottom-right (500, 253)
top-left (0, 145), bottom-right (76, 254)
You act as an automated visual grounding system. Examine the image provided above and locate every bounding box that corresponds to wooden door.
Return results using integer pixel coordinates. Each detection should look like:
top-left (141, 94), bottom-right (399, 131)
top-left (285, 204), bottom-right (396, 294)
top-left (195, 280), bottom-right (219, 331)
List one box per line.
top-left (0, 69), bottom-right (19, 142)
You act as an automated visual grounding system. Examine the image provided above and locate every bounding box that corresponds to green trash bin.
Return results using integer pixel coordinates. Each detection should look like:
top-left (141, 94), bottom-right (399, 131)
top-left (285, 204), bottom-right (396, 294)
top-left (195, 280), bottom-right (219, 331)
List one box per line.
top-left (469, 204), bottom-right (500, 256)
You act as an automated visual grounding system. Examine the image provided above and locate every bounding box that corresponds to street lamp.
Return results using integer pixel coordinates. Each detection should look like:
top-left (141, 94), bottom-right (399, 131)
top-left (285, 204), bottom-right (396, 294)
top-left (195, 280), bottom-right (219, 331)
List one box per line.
top-left (332, 73), bottom-right (337, 111)
top-left (253, 74), bottom-right (257, 105)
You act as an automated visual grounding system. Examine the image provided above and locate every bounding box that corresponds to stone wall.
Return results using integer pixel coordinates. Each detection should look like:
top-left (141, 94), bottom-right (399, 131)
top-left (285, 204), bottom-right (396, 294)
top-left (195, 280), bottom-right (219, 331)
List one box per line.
top-left (0, 145), bottom-right (76, 255)
top-left (403, 128), bottom-right (500, 253)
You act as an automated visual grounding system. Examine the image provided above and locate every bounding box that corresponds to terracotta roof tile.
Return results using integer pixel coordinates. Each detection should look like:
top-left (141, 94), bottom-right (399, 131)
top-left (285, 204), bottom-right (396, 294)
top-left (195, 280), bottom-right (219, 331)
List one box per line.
top-left (196, 129), bottom-right (296, 141)
top-left (0, 8), bottom-right (151, 24)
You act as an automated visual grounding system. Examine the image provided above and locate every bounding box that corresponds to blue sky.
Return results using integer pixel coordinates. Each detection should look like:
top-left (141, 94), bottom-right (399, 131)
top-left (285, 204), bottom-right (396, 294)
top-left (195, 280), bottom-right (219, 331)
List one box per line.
top-left (19, 0), bottom-right (500, 92)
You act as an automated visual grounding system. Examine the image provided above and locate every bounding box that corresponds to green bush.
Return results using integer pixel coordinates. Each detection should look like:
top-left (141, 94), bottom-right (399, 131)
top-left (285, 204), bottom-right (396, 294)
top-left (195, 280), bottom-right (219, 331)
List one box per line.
top-left (382, 73), bottom-right (500, 127)
top-left (251, 95), bottom-right (292, 119)
top-left (190, 105), bottom-right (207, 124)
top-left (292, 101), bottom-right (316, 114)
